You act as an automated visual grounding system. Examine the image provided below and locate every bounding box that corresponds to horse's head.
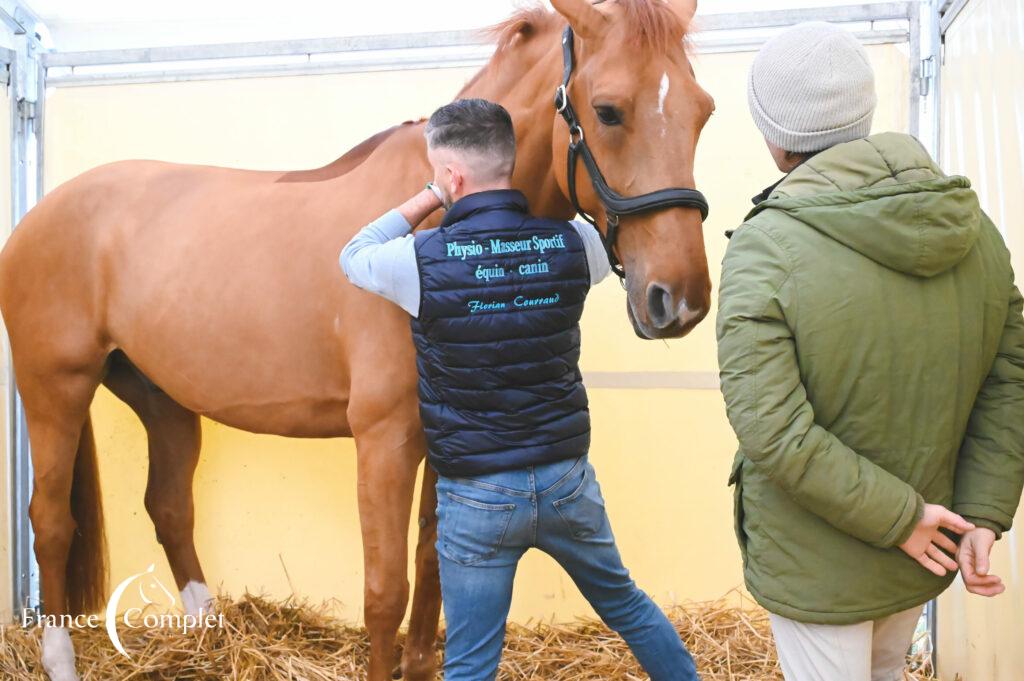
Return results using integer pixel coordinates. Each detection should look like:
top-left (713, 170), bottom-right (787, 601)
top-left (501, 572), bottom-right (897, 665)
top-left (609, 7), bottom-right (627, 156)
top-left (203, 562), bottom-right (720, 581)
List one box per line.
top-left (550, 0), bottom-right (714, 339)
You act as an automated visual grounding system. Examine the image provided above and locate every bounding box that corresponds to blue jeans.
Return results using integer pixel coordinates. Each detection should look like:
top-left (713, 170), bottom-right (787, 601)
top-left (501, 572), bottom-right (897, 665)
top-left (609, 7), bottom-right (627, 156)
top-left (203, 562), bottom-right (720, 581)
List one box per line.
top-left (436, 456), bottom-right (699, 681)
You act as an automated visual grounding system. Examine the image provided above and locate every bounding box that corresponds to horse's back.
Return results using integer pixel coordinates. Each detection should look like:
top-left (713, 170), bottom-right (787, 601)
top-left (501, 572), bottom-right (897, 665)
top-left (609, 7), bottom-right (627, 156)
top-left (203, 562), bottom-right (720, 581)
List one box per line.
top-left (0, 159), bottom-right (242, 343)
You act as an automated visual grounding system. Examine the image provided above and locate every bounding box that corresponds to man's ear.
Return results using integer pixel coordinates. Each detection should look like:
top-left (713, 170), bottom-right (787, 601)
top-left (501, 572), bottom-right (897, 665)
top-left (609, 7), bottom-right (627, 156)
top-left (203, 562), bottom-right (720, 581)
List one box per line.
top-left (550, 0), bottom-right (609, 40)
top-left (447, 165), bottom-right (462, 196)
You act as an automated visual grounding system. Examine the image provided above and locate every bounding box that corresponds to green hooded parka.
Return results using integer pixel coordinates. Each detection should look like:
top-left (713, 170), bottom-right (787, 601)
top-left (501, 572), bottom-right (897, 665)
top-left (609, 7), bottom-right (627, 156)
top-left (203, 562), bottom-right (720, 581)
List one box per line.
top-left (717, 132), bottom-right (1024, 624)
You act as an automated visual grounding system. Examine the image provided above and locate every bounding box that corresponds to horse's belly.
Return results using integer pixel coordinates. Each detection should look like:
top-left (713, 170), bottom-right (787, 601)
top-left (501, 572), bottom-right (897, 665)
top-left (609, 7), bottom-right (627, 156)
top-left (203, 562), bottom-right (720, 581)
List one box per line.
top-left (115, 316), bottom-right (357, 438)
top-left (201, 396), bottom-right (354, 438)
top-left (102, 169), bottom-right (417, 440)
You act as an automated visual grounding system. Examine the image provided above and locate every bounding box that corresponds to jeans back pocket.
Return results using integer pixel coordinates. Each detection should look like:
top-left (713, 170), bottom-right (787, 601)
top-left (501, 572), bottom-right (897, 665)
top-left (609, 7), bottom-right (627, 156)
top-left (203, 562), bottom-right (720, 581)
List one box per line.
top-left (552, 466), bottom-right (607, 539)
top-left (440, 492), bottom-right (516, 566)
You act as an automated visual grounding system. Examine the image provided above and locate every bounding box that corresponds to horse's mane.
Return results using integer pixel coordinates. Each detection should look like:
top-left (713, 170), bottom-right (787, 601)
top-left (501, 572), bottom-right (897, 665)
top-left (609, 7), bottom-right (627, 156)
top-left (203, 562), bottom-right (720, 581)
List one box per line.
top-left (485, 1), bottom-right (688, 56)
top-left (276, 120), bottom-right (423, 183)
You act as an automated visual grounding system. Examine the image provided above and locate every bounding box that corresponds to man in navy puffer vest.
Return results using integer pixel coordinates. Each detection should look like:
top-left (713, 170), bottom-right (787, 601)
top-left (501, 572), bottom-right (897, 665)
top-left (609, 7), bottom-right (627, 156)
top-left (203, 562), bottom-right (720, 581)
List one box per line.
top-left (341, 99), bottom-right (699, 681)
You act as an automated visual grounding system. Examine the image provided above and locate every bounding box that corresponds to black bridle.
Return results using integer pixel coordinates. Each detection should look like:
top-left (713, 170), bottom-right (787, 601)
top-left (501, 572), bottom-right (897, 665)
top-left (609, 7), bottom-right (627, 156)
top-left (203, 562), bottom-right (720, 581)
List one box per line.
top-left (553, 26), bottom-right (710, 280)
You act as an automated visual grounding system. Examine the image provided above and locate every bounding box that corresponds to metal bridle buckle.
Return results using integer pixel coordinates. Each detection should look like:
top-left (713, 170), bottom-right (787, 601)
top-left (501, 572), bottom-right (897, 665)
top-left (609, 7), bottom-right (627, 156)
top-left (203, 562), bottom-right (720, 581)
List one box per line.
top-left (555, 85), bottom-right (568, 113)
top-left (569, 124), bottom-right (584, 146)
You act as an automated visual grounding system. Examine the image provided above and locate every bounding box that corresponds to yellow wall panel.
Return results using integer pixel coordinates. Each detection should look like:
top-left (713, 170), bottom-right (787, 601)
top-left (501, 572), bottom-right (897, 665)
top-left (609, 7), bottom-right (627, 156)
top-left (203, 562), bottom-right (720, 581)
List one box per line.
top-left (582, 45), bottom-right (910, 375)
top-left (938, 1), bottom-right (1024, 679)
top-left (38, 42), bottom-right (909, 625)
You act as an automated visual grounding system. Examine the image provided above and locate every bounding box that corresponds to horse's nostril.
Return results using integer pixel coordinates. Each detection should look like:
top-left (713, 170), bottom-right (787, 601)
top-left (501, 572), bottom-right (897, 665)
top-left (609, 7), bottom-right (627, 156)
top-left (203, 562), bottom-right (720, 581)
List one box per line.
top-left (646, 284), bottom-right (675, 329)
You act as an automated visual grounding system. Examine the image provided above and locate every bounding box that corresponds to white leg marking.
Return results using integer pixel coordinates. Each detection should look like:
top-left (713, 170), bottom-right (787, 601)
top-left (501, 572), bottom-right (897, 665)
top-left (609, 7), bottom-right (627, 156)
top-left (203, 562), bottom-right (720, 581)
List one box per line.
top-left (41, 625), bottom-right (79, 681)
top-left (180, 581), bottom-right (214, 616)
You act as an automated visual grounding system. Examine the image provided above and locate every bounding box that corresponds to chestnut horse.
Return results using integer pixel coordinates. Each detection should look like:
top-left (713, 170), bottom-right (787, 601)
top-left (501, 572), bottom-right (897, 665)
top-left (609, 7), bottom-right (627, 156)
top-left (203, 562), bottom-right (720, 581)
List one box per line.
top-left (0, 0), bottom-right (713, 679)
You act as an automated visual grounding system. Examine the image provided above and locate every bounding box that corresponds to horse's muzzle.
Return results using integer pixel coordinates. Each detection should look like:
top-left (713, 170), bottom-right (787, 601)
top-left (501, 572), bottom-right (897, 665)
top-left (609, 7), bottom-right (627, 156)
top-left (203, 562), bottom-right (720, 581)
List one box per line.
top-left (628, 284), bottom-right (708, 340)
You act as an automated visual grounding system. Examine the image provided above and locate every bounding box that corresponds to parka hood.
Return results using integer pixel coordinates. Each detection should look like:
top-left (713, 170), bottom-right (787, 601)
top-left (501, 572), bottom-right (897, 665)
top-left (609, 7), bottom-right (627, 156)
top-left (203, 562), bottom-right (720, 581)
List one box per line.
top-left (746, 133), bottom-right (981, 277)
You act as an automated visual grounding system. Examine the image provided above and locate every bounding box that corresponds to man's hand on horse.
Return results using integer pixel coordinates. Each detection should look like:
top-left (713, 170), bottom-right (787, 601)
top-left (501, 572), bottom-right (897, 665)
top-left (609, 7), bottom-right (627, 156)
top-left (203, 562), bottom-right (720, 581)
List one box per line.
top-left (397, 186), bottom-right (444, 228)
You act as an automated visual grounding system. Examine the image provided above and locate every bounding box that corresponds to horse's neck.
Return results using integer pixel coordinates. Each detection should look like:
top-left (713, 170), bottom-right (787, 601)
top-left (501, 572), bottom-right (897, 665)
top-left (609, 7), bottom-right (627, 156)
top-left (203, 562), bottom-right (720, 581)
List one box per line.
top-left (461, 36), bottom-right (573, 220)
top-left (329, 30), bottom-right (572, 227)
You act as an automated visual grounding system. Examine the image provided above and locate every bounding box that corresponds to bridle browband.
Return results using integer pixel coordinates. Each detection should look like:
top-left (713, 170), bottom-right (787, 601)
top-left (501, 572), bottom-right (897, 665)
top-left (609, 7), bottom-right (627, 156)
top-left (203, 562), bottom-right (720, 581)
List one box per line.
top-left (553, 26), bottom-right (710, 280)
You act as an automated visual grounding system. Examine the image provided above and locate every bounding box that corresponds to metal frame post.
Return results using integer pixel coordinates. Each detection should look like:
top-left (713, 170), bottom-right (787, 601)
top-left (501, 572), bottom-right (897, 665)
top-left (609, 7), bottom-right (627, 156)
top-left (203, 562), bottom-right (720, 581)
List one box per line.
top-left (919, 8), bottom-right (944, 671)
top-left (917, 0), bottom-right (944, 157)
top-left (4, 0), bottom-right (45, 618)
top-left (909, 0), bottom-right (922, 138)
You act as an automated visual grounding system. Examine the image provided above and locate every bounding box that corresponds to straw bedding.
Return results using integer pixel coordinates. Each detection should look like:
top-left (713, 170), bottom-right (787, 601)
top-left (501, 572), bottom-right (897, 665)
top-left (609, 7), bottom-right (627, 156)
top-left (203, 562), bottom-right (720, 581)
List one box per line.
top-left (0, 592), bottom-right (938, 680)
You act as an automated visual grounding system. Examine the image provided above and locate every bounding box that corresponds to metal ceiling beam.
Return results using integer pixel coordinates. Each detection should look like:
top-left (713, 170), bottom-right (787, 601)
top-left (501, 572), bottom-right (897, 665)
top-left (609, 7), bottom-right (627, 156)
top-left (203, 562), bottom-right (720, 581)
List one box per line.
top-left (939, 0), bottom-right (972, 34)
top-left (43, 3), bottom-right (916, 72)
top-left (0, 0), bottom-right (42, 37)
top-left (42, 4), bottom-right (917, 88)
top-left (40, 29), bottom-right (484, 68)
top-left (45, 27), bottom-right (914, 87)
top-left (697, 2), bottom-right (912, 30)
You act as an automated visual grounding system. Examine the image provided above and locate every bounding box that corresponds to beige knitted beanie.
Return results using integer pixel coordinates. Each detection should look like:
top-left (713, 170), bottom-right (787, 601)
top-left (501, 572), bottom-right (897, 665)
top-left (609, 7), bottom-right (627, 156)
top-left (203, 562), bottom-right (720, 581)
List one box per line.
top-left (748, 21), bottom-right (877, 153)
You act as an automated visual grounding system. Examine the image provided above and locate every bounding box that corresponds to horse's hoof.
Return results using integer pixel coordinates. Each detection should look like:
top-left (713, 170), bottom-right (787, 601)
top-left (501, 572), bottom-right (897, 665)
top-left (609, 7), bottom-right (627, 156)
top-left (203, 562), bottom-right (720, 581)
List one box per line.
top-left (41, 626), bottom-right (80, 681)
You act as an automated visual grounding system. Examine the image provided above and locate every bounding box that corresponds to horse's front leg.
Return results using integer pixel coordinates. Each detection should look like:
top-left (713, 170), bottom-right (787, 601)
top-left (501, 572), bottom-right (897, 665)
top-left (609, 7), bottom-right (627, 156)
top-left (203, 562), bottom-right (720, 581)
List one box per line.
top-left (351, 388), bottom-right (429, 681)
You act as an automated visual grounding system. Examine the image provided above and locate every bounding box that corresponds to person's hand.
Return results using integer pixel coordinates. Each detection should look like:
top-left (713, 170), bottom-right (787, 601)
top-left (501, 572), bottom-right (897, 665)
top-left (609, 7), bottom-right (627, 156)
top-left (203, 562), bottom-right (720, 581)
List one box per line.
top-left (899, 503), bottom-right (974, 576)
top-left (956, 527), bottom-right (1005, 596)
top-left (397, 187), bottom-right (444, 228)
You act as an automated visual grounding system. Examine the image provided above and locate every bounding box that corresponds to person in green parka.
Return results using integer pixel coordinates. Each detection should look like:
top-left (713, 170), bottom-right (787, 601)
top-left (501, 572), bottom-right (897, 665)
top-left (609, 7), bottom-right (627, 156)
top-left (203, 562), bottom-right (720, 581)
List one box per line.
top-left (717, 21), bottom-right (1024, 681)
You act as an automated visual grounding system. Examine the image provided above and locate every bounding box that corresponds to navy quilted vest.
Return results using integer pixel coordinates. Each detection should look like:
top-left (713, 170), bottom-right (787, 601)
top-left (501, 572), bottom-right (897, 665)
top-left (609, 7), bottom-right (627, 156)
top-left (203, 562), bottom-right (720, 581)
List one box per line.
top-left (411, 190), bottom-right (592, 477)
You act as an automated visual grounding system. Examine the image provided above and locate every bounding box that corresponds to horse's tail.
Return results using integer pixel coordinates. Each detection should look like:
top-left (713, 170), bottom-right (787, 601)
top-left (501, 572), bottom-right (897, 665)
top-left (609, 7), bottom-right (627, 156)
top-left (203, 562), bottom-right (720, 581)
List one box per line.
top-left (65, 413), bottom-right (108, 614)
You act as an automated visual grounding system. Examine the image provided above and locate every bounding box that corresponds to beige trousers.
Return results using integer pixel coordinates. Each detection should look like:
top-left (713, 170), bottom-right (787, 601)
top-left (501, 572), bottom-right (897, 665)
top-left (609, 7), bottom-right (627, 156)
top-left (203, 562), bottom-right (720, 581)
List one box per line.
top-left (769, 605), bottom-right (925, 681)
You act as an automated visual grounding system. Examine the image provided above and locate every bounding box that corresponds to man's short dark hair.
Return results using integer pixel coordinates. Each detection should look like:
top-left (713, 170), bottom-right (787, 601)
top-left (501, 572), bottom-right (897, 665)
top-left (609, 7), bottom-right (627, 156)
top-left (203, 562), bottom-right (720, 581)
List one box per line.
top-left (424, 98), bottom-right (516, 179)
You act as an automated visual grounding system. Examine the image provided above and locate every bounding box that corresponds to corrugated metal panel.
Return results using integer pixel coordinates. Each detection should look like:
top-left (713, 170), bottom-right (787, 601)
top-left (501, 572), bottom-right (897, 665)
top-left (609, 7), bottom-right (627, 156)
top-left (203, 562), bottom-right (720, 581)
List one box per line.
top-left (937, 1), bottom-right (1024, 679)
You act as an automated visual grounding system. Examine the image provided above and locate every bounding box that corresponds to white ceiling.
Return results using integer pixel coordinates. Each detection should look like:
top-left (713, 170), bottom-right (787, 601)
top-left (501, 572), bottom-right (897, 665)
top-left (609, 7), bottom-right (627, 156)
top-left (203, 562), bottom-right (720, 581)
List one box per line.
top-left (24, 0), bottom-right (877, 51)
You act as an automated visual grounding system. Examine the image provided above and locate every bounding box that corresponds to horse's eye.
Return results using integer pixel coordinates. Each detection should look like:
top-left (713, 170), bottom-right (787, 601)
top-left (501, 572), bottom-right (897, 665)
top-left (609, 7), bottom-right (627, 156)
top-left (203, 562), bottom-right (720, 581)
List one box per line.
top-left (594, 105), bottom-right (623, 126)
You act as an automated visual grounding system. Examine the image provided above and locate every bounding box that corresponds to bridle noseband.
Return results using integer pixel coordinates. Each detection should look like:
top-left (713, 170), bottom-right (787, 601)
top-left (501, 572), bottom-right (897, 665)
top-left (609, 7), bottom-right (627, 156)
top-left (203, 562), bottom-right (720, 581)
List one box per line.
top-left (554, 26), bottom-right (710, 280)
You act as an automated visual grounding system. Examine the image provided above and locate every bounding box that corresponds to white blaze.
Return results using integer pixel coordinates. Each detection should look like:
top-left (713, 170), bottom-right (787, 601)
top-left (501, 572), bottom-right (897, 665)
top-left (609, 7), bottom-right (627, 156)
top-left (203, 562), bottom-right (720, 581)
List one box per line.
top-left (657, 72), bottom-right (671, 116)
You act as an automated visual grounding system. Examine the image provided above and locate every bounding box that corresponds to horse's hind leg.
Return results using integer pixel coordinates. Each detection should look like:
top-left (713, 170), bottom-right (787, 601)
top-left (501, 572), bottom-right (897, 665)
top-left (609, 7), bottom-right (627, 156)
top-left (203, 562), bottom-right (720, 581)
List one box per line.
top-left (17, 354), bottom-right (107, 681)
top-left (102, 352), bottom-right (210, 613)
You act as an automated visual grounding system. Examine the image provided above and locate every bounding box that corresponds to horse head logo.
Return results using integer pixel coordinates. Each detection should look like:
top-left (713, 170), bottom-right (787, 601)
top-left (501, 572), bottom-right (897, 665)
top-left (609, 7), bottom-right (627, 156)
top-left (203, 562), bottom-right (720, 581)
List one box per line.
top-left (105, 564), bottom-right (176, 658)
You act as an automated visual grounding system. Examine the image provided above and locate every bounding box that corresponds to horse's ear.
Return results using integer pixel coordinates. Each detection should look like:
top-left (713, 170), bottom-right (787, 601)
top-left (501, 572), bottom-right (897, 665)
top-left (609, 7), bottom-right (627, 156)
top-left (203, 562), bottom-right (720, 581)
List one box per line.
top-left (665, 0), bottom-right (698, 29)
top-left (550, 0), bottom-right (609, 40)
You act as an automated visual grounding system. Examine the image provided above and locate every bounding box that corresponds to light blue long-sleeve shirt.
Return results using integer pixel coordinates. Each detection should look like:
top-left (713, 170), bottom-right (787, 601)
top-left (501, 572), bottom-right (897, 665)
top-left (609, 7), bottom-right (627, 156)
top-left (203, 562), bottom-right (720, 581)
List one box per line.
top-left (339, 209), bottom-right (612, 317)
